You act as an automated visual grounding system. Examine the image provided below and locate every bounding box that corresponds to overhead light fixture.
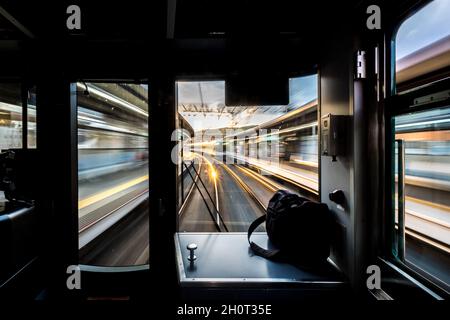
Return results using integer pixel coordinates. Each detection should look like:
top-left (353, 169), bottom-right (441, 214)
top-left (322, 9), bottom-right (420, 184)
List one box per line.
top-left (76, 83), bottom-right (148, 117)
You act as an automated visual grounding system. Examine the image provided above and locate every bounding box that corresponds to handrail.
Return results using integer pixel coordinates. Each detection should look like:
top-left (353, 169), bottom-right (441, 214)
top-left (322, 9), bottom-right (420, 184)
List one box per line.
top-left (396, 139), bottom-right (406, 261)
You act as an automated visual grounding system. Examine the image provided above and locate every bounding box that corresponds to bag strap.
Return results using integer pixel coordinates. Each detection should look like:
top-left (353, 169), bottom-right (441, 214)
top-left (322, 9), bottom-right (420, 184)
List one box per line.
top-left (247, 214), bottom-right (280, 259)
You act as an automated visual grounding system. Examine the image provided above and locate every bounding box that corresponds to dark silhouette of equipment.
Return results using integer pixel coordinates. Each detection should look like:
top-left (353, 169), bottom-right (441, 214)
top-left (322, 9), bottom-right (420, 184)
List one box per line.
top-left (0, 149), bottom-right (39, 207)
top-left (248, 190), bottom-right (332, 267)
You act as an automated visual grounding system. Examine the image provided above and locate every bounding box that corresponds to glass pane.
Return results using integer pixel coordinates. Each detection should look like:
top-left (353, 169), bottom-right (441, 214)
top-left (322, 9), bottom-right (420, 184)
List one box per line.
top-left (176, 75), bottom-right (319, 232)
top-left (0, 83), bottom-right (22, 150)
top-left (27, 86), bottom-right (37, 149)
top-left (394, 106), bottom-right (450, 290)
top-left (396, 0), bottom-right (450, 84)
top-left (76, 82), bottom-right (149, 267)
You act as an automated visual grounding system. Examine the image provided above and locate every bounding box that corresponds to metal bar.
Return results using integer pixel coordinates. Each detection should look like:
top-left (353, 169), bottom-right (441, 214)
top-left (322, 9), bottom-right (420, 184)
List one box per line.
top-left (183, 161), bottom-right (222, 232)
top-left (180, 132), bottom-right (184, 204)
top-left (396, 139), bottom-right (406, 261)
top-left (22, 84), bottom-right (28, 149)
top-left (0, 5), bottom-right (35, 39)
top-left (166, 0), bottom-right (177, 39)
top-left (188, 161), bottom-right (228, 231)
top-left (178, 161), bottom-right (202, 216)
top-left (186, 161), bottom-right (229, 232)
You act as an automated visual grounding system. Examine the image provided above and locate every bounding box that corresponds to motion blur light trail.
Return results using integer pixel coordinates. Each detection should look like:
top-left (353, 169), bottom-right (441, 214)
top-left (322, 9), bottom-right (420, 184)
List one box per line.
top-left (79, 174), bottom-right (149, 210)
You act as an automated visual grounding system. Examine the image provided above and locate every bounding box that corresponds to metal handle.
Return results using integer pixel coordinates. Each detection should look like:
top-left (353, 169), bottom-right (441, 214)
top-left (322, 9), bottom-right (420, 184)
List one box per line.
top-left (396, 139), bottom-right (406, 261)
top-left (187, 243), bottom-right (197, 262)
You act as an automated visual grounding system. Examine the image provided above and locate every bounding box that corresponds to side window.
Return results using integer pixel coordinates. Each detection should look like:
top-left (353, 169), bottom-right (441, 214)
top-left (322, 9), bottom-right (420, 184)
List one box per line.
top-left (393, 0), bottom-right (450, 292)
top-left (76, 83), bottom-right (149, 268)
top-left (175, 75), bottom-right (319, 232)
top-left (396, 0), bottom-right (450, 87)
top-left (0, 83), bottom-right (22, 150)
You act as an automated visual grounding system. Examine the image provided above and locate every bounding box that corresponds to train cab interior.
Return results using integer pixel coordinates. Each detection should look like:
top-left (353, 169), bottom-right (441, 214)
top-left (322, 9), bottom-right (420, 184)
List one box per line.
top-left (0, 0), bottom-right (449, 306)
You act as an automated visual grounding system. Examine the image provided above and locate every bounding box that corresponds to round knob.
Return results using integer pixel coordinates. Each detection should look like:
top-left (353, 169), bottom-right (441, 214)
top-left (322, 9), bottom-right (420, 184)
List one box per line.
top-left (187, 243), bottom-right (197, 251)
top-left (329, 189), bottom-right (345, 205)
top-left (187, 243), bottom-right (197, 261)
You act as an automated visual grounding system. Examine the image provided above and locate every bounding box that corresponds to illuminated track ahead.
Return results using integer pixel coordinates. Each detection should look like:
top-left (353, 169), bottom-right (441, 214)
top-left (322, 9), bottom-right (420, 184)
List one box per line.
top-left (179, 154), bottom-right (265, 232)
top-left (179, 151), bottom-right (314, 232)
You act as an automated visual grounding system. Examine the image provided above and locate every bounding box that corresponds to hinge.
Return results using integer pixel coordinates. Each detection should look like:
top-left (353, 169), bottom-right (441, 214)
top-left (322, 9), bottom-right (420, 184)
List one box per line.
top-left (356, 50), bottom-right (367, 79)
top-left (412, 90), bottom-right (450, 107)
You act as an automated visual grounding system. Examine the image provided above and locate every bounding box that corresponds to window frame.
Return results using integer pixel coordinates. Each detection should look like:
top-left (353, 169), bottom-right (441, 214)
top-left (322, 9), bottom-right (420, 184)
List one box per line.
top-left (386, 82), bottom-right (450, 296)
top-left (174, 72), bottom-right (321, 233)
top-left (73, 79), bottom-right (151, 271)
top-left (383, 0), bottom-right (450, 295)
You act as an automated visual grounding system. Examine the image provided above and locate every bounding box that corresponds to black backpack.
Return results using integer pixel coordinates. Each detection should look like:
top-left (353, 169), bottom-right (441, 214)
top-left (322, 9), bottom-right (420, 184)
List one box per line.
top-left (247, 190), bottom-right (332, 266)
